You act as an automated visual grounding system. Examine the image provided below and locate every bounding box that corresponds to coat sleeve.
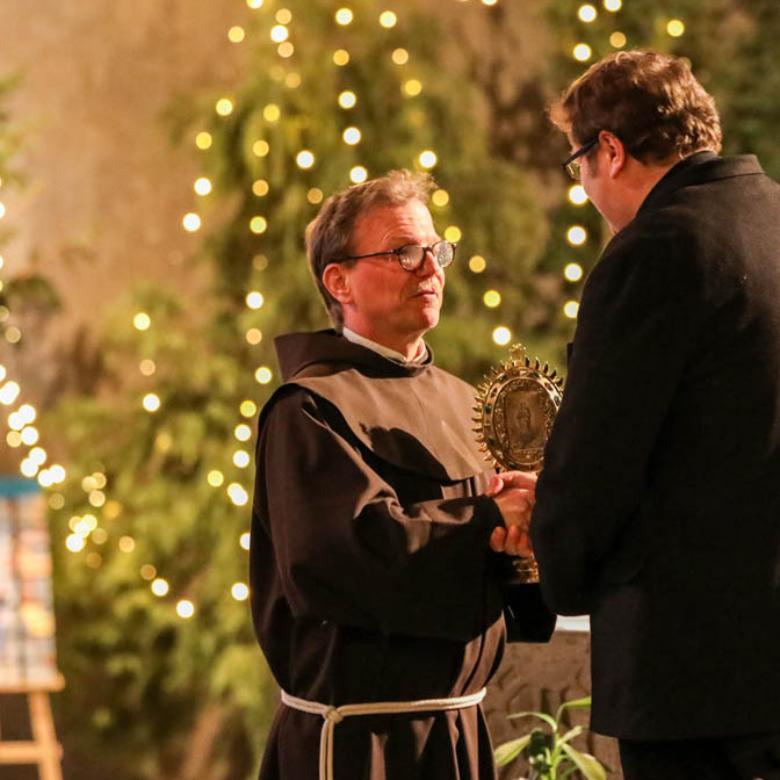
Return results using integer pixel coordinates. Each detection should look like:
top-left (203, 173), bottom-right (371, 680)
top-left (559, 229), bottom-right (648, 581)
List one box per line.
top-left (252, 388), bottom-right (504, 641)
top-left (531, 227), bottom-right (706, 615)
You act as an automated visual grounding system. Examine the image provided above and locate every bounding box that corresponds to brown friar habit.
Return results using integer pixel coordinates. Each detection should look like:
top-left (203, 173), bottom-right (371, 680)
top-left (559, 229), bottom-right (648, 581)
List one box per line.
top-left (250, 330), bottom-right (553, 780)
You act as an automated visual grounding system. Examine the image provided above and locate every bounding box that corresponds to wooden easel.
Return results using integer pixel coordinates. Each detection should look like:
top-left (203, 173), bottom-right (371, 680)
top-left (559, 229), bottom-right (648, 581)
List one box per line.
top-left (0, 677), bottom-right (64, 780)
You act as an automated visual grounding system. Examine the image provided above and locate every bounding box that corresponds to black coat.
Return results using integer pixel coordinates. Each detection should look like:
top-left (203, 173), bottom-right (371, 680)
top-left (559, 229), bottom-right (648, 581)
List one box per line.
top-left (531, 152), bottom-right (780, 740)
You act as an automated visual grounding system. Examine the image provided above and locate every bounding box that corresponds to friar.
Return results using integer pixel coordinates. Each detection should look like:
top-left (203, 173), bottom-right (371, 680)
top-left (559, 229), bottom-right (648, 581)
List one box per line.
top-left (249, 170), bottom-right (553, 780)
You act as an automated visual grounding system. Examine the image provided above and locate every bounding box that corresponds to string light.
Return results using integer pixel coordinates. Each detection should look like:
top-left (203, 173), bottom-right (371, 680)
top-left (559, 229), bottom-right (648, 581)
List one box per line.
top-left (278, 42), bottom-right (294, 58)
top-left (603, 0), bottom-right (621, 10)
top-left (469, 255), bottom-right (487, 273)
top-left (246, 291), bottom-right (264, 309)
top-left (492, 326), bottom-right (512, 346)
top-left (142, 393), bottom-right (161, 412)
top-left (139, 359), bottom-right (156, 376)
top-left (338, 91), bottom-right (357, 109)
top-left (667, 19), bottom-right (685, 37)
top-left (564, 262), bottom-right (584, 282)
top-left (240, 401), bottom-right (258, 418)
top-left (296, 150), bottom-right (315, 169)
top-left (227, 483), bottom-right (249, 506)
top-left (483, 290), bottom-right (501, 308)
top-left (342, 127), bottom-right (362, 145)
top-left (249, 216), bottom-right (268, 234)
top-left (252, 179), bottom-right (269, 196)
top-left (564, 301), bottom-right (581, 319)
top-left (270, 25), bottom-right (289, 43)
top-left (431, 189), bottom-right (449, 207)
top-left (253, 140), bottom-right (270, 157)
top-left (333, 49), bottom-right (350, 66)
top-left (573, 43), bottom-right (592, 62)
top-left (231, 583), bottom-right (250, 601)
top-left (418, 150), bottom-right (438, 169)
top-left (263, 104), bottom-right (281, 122)
top-left (592, 29), bottom-right (614, 47)
top-left (379, 11), bottom-right (397, 27)
top-left (246, 328), bottom-right (263, 344)
top-left (391, 48), bottom-right (409, 65)
top-left (195, 132), bottom-right (212, 150)
top-left (566, 225), bottom-right (588, 246)
top-left (228, 26), bottom-right (246, 43)
top-left (578, 4), bottom-right (597, 22)
top-left (240, 532), bottom-right (251, 550)
top-left (233, 450), bottom-right (251, 468)
top-left (176, 599), bottom-right (195, 618)
top-left (444, 225), bottom-right (462, 242)
top-left (255, 366), bottom-right (273, 384)
top-left (276, 8), bottom-right (292, 23)
top-left (307, 188), bottom-right (324, 204)
top-left (234, 424), bottom-right (252, 442)
top-left (133, 312), bottom-right (151, 331)
top-left (152, 578), bottom-right (170, 597)
top-left (215, 98), bottom-right (234, 116)
top-left (568, 184), bottom-right (589, 205)
top-left (402, 79), bottom-right (423, 97)
top-left (194, 177), bottom-right (212, 195)
top-left (246, 0), bottom-right (264, 8)
top-left (350, 166), bottom-right (368, 183)
top-left (182, 213), bottom-right (201, 232)
top-left (335, 8), bottom-right (354, 25)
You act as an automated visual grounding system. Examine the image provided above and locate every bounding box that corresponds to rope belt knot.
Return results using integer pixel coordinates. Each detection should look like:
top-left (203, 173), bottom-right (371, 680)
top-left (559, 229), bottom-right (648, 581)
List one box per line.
top-left (281, 687), bottom-right (487, 780)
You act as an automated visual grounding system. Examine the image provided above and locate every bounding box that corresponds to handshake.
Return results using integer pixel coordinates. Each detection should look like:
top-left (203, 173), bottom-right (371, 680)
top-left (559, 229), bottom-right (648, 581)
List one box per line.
top-left (486, 471), bottom-right (538, 558)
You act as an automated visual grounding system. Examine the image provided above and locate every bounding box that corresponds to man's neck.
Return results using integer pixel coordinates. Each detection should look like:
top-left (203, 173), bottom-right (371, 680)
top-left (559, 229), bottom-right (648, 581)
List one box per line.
top-left (341, 325), bottom-right (426, 363)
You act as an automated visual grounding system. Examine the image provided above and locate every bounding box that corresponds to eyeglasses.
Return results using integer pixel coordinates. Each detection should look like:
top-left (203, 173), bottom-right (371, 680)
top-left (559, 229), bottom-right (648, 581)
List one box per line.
top-left (562, 137), bottom-right (599, 181)
top-left (331, 240), bottom-right (457, 272)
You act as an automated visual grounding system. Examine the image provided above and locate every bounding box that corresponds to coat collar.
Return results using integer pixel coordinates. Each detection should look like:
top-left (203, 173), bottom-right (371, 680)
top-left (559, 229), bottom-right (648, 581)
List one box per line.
top-left (638, 151), bottom-right (764, 216)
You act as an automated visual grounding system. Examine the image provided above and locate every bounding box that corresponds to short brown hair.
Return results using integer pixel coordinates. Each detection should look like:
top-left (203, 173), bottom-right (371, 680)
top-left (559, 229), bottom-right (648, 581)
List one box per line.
top-left (549, 50), bottom-right (722, 164)
top-left (305, 169), bottom-right (436, 328)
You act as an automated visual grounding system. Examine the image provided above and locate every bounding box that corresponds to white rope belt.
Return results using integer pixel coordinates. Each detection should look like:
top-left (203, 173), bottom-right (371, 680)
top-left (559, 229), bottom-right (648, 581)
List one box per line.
top-left (281, 687), bottom-right (487, 780)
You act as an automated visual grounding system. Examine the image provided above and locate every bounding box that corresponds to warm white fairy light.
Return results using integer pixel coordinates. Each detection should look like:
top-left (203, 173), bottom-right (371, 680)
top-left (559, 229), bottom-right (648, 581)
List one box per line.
top-left (444, 225), bottom-right (462, 243)
top-left (350, 166), bottom-right (368, 184)
top-left (143, 393), bottom-right (161, 412)
top-left (296, 150), bottom-right (315, 169)
top-left (252, 179), bottom-right (269, 197)
top-left (133, 312), bottom-right (151, 331)
top-left (333, 49), bottom-right (350, 66)
top-left (182, 213), bottom-right (201, 232)
top-left (0, 380), bottom-right (21, 405)
top-left (431, 189), bottom-right (449, 207)
top-left (403, 79), bottom-right (422, 97)
top-left (335, 8), bottom-right (354, 25)
top-left (255, 366), bottom-right (273, 384)
top-left (250, 216), bottom-right (268, 234)
top-left (379, 11), bottom-right (397, 27)
top-left (240, 400), bottom-right (258, 418)
top-left (20, 427), bottom-right (39, 446)
top-left (568, 184), bottom-right (589, 205)
top-left (140, 359), bottom-right (156, 376)
top-left (207, 470), bottom-right (225, 488)
top-left (152, 578), bottom-right (170, 597)
top-left (492, 326), bottom-right (512, 346)
top-left (276, 8), bottom-right (292, 23)
top-left (342, 127), bottom-right (362, 145)
top-left (270, 25), bottom-right (289, 43)
top-left (228, 26), bottom-right (246, 43)
top-left (231, 582), bottom-right (250, 601)
top-left (195, 131), bottom-right (212, 150)
top-left (176, 600), bottom-right (195, 619)
top-left (483, 290), bottom-right (501, 308)
top-left (610, 31), bottom-right (627, 48)
top-left (247, 0), bottom-right (264, 8)
top-left (227, 483), bottom-right (249, 506)
top-left (578, 4), bottom-right (597, 22)
top-left (564, 300), bottom-right (581, 319)
top-left (66, 534), bottom-right (85, 553)
top-left (564, 262), bottom-right (584, 282)
top-left (667, 19), bottom-right (685, 37)
top-left (246, 291), bottom-right (265, 310)
top-left (215, 98), bottom-right (234, 117)
top-left (603, 0), bottom-right (621, 11)
top-left (263, 104), bottom-right (281, 122)
top-left (338, 91), bottom-right (357, 109)
top-left (234, 424), bottom-right (252, 442)
top-left (418, 150), bottom-right (438, 169)
top-left (573, 43), bottom-right (592, 62)
top-left (194, 177), bottom-right (212, 195)
top-left (567, 225), bottom-right (588, 246)
top-left (278, 42), bottom-right (294, 58)
top-left (469, 255), bottom-right (487, 273)
top-left (233, 450), bottom-right (251, 468)
top-left (240, 532), bottom-right (251, 550)
top-left (391, 48), bottom-right (409, 65)
top-left (246, 328), bottom-right (263, 345)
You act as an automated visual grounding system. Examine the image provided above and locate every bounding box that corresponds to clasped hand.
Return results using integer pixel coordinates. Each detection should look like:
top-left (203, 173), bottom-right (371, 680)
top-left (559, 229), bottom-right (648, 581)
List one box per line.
top-left (487, 471), bottom-right (537, 558)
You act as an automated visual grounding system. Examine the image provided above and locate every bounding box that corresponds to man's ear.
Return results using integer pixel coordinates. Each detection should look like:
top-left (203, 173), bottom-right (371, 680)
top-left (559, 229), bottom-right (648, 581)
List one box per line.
top-left (601, 130), bottom-right (627, 179)
top-left (322, 263), bottom-right (353, 305)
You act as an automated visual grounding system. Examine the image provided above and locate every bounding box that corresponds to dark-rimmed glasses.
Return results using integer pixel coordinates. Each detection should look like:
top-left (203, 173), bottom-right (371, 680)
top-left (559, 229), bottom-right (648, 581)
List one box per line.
top-left (562, 137), bottom-right (599, 181)
top-left (331, 240), bottom-right (457, 272)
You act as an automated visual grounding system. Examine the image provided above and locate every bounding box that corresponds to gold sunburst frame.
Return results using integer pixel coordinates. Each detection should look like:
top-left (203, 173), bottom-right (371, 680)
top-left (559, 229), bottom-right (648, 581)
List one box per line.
top-left (473, 343), bottom-right (564, 583)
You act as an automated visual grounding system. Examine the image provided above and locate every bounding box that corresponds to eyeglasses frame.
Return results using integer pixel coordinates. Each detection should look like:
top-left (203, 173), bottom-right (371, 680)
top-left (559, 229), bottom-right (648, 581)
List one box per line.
top-left (330, 240), bottom-right (457, 272)
top-left (562, 137), bottom-right (600, 180)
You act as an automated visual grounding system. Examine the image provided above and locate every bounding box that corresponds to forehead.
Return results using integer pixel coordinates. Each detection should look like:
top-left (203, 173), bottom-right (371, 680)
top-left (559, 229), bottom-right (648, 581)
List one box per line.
top-left (352, 199), bottom-right (436, 245)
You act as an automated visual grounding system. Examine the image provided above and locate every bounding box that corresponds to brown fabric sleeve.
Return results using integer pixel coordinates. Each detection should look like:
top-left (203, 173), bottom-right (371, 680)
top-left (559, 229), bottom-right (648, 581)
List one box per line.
top-left (253, 389), bottom-right (503, 641)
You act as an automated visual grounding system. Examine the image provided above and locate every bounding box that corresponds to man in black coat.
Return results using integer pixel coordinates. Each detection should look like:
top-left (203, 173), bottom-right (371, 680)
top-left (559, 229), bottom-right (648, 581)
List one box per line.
top-left (526, 51), bottom-right (780, 778)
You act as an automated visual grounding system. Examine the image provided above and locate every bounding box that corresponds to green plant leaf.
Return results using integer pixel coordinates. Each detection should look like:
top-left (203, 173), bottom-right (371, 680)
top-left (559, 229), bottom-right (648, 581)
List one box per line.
top-left (554, 696), bottom-right (592, 723)
top-left (493, 734), bottom-right (532, 767)
top-left (560, 742), bottom-right (607, 780)
top-left (508, 710), bottom-right (558, 730)
top-left (558, 725), bottom-right (584, 745)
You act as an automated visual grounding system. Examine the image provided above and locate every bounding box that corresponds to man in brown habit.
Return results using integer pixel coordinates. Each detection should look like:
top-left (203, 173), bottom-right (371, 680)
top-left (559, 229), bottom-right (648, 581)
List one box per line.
top-left (250, 170), bottom-right (552, 779)
top-left (513, 51), bottom-right (780, 779)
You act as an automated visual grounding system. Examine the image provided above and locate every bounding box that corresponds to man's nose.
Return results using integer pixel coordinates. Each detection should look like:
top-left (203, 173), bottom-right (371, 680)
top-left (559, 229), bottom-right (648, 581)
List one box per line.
top-left (416, 247), bottom-right (439, 276)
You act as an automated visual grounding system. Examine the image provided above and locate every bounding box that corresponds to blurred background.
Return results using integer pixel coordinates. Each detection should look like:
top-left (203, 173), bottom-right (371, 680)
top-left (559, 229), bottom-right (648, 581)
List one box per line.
top-left (0, 0), bottom-right (777, 777)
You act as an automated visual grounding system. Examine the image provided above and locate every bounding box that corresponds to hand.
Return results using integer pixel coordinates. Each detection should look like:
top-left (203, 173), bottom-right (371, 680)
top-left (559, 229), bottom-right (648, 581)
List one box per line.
top-left (490, 524), bottom-right (533, 557)
top-left (486, 470), bottom-right (538, 498)
top-left (490, 487), bottom-right (534, 557)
